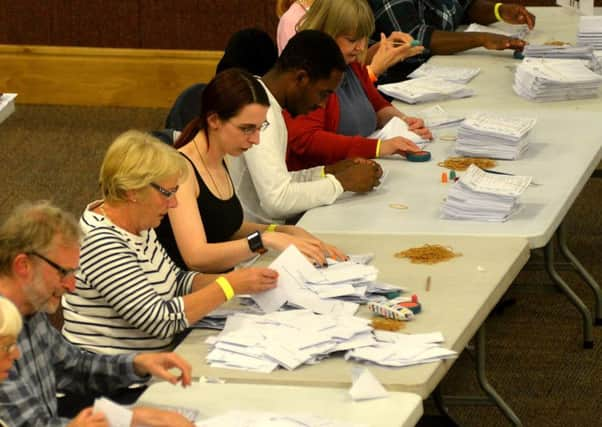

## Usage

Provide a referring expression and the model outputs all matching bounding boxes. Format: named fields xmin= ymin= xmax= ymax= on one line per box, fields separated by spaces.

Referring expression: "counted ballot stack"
xmin=378 ymin=77 xmax=474 ymax=104
xmin=513 ymin=57 xmax=602 ymax=101
xmin=441 ymin=164 xmax=532 ymax=222
xmin=454 ymin=112 xmax=536 ymax=160
xmin=577 ymin=16 xmax=602 ymax=50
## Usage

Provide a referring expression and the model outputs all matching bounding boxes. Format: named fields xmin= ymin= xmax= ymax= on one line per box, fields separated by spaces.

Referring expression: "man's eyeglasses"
xmin=233 ymin=120 xmax=270 ymax=136
xmin=27 ymin=251 xmax=79 ymax=280
xmin=0 ymin=343 xmax=17 ymax=354
xmin=150 ymin=182 xmax=179 ymax=199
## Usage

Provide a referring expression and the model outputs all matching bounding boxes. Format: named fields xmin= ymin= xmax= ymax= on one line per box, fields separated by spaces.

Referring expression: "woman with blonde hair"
xmin=62 ymin=130 xmax=278 ymax=355
xmin=285 ymin=0 xmax=432 ymax=170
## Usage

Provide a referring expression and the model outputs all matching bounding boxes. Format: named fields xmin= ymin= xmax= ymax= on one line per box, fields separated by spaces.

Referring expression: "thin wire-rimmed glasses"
xmin=27 ymin=251 xmax=79 ymax=280
xmin=150 ymin=182 xmax=179 ymax=198
xmin=232 ymin=120 xmax=270 ymax=136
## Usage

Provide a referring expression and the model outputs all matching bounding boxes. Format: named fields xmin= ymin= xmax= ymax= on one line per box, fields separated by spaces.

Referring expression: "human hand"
xmin=132 ymin=353 xmax=192 ymax=387
xmin=403 ymin=116 xmax=433 ymax=140
xmin=68 ymin=408 xmax=108 ymax=427
xmin=380 ymin=137 xmax=422 ymax=157
xmin=264 ymin=232 xmax=346 ymax=266
xmin=132 ymin=407 xmax=194 ymax=427
xmin=481 ymin=33 xmax=526 ymax=51
xmin=370 ymin=33 xmax=425 ymax=76
xmin=333 ymin=162 xmax=380 ymax=193
xmin=324 ymin=158 xmax=358 ymax=176
xmin=225 ymin=267 xmax=278 ymax=294
xmin=499 ymin=4 xmax=535 ymax=30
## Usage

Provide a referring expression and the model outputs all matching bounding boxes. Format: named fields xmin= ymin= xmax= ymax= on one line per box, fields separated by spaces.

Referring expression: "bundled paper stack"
xmin=206 ymin=310 xmax=377 ymax=372
xmin=345 ymin=330 xmax=456 ymax=367
xmin=419 ymin=104 xmax=465 ymax=128
xmin=378 ymin=77 xmax=474 ymax=104
xmin=513 ymin=58 xmax=602 ymax=101
xmin=441 ymin=164 xmax=532 ymax=222
xmin=523 ymin=44 xmax=601 ymax=74
xmin=455 ymin=112 xmax=536 ymax=160
xmin=577 ymin=16 xmax=602 ymax=50
xmin=408 ymin=63 xmax=480 ymax=84
xmin=464 ymin=22 xmax=529 ymax=39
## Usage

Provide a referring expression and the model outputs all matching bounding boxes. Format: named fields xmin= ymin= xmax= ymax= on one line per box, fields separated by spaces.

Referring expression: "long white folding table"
xmin=137 ymin=381 xmax=423 ymax=427
xmin=176 ymin=235 xmax=529 ymax=426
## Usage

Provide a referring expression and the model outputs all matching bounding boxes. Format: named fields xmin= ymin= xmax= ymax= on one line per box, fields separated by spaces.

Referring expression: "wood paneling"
xmin=0 ymin=45 xmax=222 ymax=107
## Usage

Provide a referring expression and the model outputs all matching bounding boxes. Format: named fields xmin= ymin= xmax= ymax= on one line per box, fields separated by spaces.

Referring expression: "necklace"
xmin=192 ymin=136 xmax=227 ymax=199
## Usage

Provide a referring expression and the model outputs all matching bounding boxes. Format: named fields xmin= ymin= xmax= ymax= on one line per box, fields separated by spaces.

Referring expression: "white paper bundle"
xmin=378 ymin=77 xmax=474 ymax=104
xmin=577 ymin=16 xmax=602 ymax=50
xmin=513 ymin=58 xmax=602 ymax=102
xmin=455 ymin=112 xmax=536 ymax=160
xmin=441 ymin=164 xmax=532 ymax=222
xmin=408 ymin=63 xmax=480 ymax=84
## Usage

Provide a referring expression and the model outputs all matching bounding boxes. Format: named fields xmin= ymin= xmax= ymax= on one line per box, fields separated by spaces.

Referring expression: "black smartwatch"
xmin=247 ymin=231 xmax=267 ymax=254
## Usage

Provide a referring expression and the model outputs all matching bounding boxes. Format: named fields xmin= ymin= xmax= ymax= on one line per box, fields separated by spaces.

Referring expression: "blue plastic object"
xmin=406 ymin=150 xmax=431 ymax=162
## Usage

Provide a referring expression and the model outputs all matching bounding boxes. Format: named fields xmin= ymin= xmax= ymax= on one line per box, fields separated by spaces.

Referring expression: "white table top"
xmin=298 ymin=110 xmax=602 ymax=248
xmin=397 ymin=7 xmax=602 ymax=116
xmin=175 ymin=234 xmax=529 ymax=398
xmin=138 ymin=381 xmax=424 ymax=427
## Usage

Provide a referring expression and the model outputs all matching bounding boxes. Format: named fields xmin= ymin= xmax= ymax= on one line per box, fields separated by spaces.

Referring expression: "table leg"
xmin=432 ymin=386 xmax=460 ymax=426
xmin=544 ymin=238 xmax=594 ymax=348
xmin=556 ymin=222 xmax=602 ymax=325
xmin=474 ymin=326 xmax=522 ymax=427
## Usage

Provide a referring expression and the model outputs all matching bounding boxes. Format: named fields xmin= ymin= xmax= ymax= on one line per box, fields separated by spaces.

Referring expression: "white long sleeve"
xmin=228 ymin=80 xmax=344 ymax=224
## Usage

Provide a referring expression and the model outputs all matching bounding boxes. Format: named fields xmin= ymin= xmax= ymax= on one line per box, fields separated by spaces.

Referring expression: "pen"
xmin=391 ymin=40 xmax=422 ymax=47
xmin=426 ymin=276 xmax=431 ymax=292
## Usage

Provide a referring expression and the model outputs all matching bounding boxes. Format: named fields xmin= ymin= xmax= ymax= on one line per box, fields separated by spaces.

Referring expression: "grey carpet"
xmin=1 ymin=105 xmax=601 ymax=426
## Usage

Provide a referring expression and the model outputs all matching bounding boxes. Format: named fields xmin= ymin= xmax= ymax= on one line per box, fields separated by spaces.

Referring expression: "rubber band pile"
xmin=394 ymin=244 xmax=462 ymax=264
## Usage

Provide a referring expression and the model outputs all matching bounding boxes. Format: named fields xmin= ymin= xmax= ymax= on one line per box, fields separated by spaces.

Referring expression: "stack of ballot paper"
xmin=369 ymin=116 xmax=428 ymax=148
xmin=408 ymin=63 xmax=480 ymax=84
xmin=441 ymin=164 xmax=532 ymax=222
xmin=251 ymin=245 xmax=405 ymax=315
xmin=465 ymin=22 xmax=529 ymax=39
xmin=418 ymin=105 xmax=465 ymax=128
xmin=345 ymin=331 xmax=456 ymax=367
xmin=206 ymin=310 xmax=377 ymax=372
xmin=577 ymin=16 xmax=602 ymax=50
xmin=378 ymin=77 xmax=474 ymax=104
xmin=523 ymin=44 xmax=601 ymax=73
xmin=455 ymin=112 xmax=536 ymax=160
xmin=513 ymin=58 xmax=602 ymax=101
xmin=196 ymin=411 xmax=366 ymax=427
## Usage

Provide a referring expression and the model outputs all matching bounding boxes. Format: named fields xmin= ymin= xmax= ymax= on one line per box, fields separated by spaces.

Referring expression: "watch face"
xmin=248 ymin=231 xmax=267 ymax=254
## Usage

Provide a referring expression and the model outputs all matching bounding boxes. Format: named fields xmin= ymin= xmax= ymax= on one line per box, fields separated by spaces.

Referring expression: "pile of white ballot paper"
xmin=369 ymin=116 xmax=428 ymax=148
xmin=513 ymin=57 xmax=602 ymax=101
xmin=206 ymin=310 xmax=455 ymax=372
xmin=464 ymin=22 xmax=529 ymax=39
xmin=441 ymin=164 xmax=532 ymax=222
xmin=577 ymin=16 xmax=602 ymax=50
xmin=408 ymin=63 xmax=481 ymax=84
xmin=378 ymin=77 xmax=474 ymax=104
xmin=455 ymin=112 xmax=536 ymax=160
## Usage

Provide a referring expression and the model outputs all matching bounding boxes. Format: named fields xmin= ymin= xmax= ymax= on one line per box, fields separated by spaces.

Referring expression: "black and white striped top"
xmin=62 ymin=202 xmax=196 ymax=355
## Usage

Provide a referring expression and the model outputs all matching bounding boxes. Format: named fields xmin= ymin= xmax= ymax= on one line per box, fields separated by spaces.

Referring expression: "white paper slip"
xmin=369 ymin=116 xmax=426 ymax=146
xmin=349 ymin=366 xmax=389 ymax=401
xmin=93 ymin=397 xmax=133 ymax=427
xmin=460 ymin=164 xmax=531 ymax=197
xmin=378 ymin=77 xmax=474 ymax=104
xmin=408 ymin=63 xmax=480 ymax=84
xmin=418 ymin=104 xmax=464 ymax=128
xmin=465 ymin=22 xmax=529 ymax=39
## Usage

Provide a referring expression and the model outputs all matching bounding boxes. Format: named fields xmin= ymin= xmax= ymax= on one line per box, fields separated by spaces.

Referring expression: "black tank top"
xmin=155 ymin=153 xmax=244 ymax=270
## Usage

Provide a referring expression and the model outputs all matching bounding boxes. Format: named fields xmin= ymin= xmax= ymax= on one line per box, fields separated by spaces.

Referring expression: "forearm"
xmin=429 ymin=30 xmax=488 ymax=54
xmin=466 ymin=0 xmax=497 ymax=24
xmin=376 ymin=106 xmax=406 ymax=128
xmin=184 ymin=240 xmax=256 ymax=273
xmin=182 ymin=282 xmax=228 ymax=325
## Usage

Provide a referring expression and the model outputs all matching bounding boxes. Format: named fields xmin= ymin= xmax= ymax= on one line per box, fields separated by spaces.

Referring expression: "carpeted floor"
xmin=1 ymin=105 xmax=601 ymax=426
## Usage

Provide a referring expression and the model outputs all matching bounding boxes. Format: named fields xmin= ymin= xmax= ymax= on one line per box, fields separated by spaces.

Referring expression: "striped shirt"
xmin=0 ymin=312 xmax=145 ymax=426
xmin=62 ymin=203 xmax=196 ymax=355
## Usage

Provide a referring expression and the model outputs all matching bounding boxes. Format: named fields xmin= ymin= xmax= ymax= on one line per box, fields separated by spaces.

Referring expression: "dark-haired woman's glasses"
xmin=233 ymin=120 xmax=270 ymax=136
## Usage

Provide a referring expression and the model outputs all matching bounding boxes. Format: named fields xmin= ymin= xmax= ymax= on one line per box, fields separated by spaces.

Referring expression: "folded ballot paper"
xmin=408 ymin=63 xmax=481 ymax=84
xmin=464 ymin=22 xmax=529 ymax=40
xmin=418 ymin=104 xmax=465 ymax=128
xmin=441 ymin=164 xmax=531 ymax=222
xmin=513 ymin=58 xmax=602 ymax=102
xmin=577 ymin=16 xmax=602 ymax=50
xmin=455 ymin=112 xmax=536 ymax=160
xmin=378 ymin=77 xmax=474 ymax=104
xmin=369 ymin=116 xmax=428 ymax=147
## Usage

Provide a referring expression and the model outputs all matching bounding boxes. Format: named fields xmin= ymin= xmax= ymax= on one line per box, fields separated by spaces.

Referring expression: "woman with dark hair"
xmin=155 ymin=68 xmax=346 ymax=273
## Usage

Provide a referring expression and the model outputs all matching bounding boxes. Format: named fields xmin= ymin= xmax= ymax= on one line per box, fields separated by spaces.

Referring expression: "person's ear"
xmin=12 ymin=253 xmax=32 ymax=279
xmin=207 ymin=113 xmax=222 ymax=131
xmin=125 ymin=189 xmax=139 ymax=203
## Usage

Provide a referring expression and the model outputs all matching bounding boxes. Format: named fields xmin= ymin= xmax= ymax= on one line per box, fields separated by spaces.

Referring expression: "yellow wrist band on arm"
xmin=216 ymin=276 xmax=235 ymax=301
xmin=494 ymin=3 xmax=503 ymax=22
xmin=321 ymin=166 xmax=326 ymax=177
xmin=266 ymin=224 xmax=278 ymax=232
xmin=375 ymin=139 xmax=382 ymax=158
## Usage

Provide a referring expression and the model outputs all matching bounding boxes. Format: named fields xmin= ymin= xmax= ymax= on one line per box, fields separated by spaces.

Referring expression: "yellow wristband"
xmin=321 ymin=166 xmax=326 ymax=177
xmin=216 ymin=276 xmax=235 ymax=301
xmin=375 ymin=139 xmax=382 ymax=158
xmin=494 ymin=3 xmax=503 ymax=22
xmin=266 ymin=224 xmax=277 ymax=232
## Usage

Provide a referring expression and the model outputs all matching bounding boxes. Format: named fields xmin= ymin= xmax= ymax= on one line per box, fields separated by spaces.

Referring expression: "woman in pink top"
xmin=277 ymin=0 xmax=314 ymax=54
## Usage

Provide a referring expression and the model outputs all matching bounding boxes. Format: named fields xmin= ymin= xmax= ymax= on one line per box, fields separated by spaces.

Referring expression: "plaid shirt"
xmin=369 ymin=0 xmax=473 ymax=78
xmin=0 ymin=312 xmax=147 ymax=427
